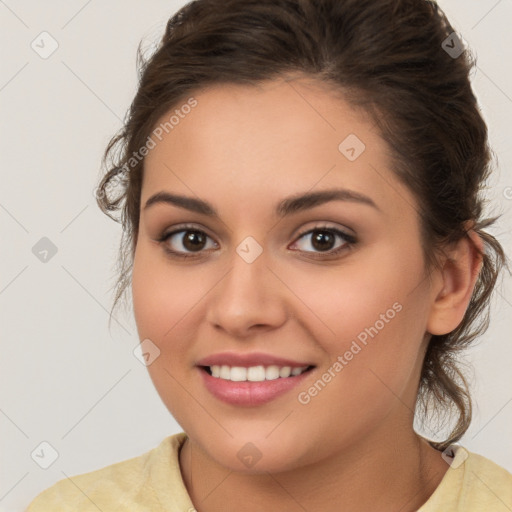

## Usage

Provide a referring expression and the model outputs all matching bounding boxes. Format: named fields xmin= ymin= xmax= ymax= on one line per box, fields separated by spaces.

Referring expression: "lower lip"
xmin=199 ymin=367 xmax=314 ymax=406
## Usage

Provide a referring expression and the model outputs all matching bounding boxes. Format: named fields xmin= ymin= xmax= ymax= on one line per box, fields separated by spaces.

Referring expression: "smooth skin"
xmin=131 ymin=75 xmax=483 ymax=512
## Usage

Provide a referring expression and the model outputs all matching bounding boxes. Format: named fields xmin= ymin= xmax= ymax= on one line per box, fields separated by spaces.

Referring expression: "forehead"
xmin=141 ymin=78 xmax=414 ymax=220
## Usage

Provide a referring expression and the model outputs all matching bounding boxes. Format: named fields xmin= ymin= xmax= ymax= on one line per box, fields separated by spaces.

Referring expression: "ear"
xmin=426 ymin=225 xmax=484 ymax=336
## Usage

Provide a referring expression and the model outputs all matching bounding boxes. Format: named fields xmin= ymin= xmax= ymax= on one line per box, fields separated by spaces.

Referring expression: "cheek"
xmin=286 ymin=251 xmax=421 ymax=350
xmin=132 ymin=244 xmax=206 ymax=342
xmin=131 ymin=247 xmax=202 ymax=420
xmin=288 ymin=249 xmax=427 ymax=400
xmin=131 ymin=245 xmax=216 ymax=402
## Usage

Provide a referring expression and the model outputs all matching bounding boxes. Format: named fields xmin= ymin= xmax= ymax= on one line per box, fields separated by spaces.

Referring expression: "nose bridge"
xmin=223 ymin=235 xmax=269 ymax=299
xmin=207 ymin=234 xmax=287 ymax=334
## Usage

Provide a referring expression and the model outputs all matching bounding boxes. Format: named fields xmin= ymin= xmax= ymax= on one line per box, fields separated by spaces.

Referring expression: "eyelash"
xmin=156 ymin=223 xmax=357 ymax=260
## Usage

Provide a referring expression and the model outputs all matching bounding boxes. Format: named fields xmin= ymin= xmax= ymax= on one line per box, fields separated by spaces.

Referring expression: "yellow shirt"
xmin=26 ymin=432 xmax=512 ymax=511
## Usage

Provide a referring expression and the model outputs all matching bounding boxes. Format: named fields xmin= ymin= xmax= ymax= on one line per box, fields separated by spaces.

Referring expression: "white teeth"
xmin=230 ymin=367 xmax=247 ymax=381
xmin=220 ymin=365 xmax=231 ymax=379
xmin=265 ymin=365 xmax=280 ymax=380
xmin=279 ymin=366 xmax=291 ymax=378
xmin=247 ymin=365 xmax=265 ymax=381
xmin=208 ymin=364 xmax=309 ymax=381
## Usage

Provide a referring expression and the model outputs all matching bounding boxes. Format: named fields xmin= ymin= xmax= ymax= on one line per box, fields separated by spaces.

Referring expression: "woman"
xmin=27 ymin=0 xmax=512 ymax=510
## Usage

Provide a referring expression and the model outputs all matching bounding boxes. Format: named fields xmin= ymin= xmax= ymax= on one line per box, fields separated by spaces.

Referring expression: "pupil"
xmin=312 ymin=230 xmax=334 ymax=251
xmin=184 ymin=231 xmax=205 ymax=251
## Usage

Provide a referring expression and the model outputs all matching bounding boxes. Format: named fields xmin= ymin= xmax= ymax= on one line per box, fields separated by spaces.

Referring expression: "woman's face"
xmin=132 ymin=77 xmax=438 ymax=472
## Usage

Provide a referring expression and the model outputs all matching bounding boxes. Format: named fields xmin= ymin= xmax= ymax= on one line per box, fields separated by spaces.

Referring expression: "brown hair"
xmin=96 ymin=0 xmax=508 ymax=450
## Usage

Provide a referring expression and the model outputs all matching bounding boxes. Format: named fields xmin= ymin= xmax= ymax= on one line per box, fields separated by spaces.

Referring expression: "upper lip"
xmin=196 ymin=352 xmax=314 ymax=368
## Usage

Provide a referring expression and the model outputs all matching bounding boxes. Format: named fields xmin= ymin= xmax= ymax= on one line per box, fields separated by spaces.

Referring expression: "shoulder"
xmin=25 ymin=433 xmax=188 ymax=512
xmin=420 ymin=445 xmax=512 ymax=511
xmin=460 ymin=449 xmax=512 ymax=508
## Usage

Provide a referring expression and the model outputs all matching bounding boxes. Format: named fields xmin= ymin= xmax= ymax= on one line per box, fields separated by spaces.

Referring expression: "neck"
xmin=179 ymin=422 xmax=449 ymax=512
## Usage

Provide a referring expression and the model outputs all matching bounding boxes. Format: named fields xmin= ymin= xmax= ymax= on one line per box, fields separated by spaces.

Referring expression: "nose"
xmin=206 ymin=246 xmax=288 ymax=339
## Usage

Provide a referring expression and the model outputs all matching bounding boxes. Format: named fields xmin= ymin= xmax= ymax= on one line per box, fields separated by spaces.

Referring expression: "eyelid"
xmin=159 ymin=222 xmax=214 ymax=240
xmin=159 ymin=221 xmax=354 ymax=240
xmin=293 ymin=222 xmax=356 ymax=240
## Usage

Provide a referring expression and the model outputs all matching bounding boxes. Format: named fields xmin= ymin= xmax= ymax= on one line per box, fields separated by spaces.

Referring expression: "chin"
xmin=188 ymin=429 xmax=316 ymax=475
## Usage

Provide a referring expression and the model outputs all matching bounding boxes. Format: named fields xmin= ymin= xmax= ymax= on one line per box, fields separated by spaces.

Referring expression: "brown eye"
xmin=181 ymin=231 xmax=208 ymax=252
xmin=290 ymin=225 xmax=357 ymax=257
xmin=310 ymin=230 xmax=337 ymax=251
xmin=158 ymin=225 xmax=218 ymax=258
xmin=157 ymin=223 xmax=356 ymax=260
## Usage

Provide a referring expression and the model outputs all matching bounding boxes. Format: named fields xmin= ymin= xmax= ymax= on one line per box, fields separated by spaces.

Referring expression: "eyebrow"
xmin=143 ymin=188 xmax=380 ymax=218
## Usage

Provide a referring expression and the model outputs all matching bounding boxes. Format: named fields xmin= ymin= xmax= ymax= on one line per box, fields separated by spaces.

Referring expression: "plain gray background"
xmin=1 ymin=1 xmax=511 ymax=510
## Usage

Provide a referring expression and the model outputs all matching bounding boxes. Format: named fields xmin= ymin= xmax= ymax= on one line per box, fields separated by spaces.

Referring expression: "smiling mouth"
xmin=201 ymin=364 xmax=315 ymax=382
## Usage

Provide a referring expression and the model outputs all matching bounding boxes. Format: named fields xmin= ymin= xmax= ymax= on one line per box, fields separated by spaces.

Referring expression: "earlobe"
xmin=426 ymin=227 xmax=484 ymax=336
